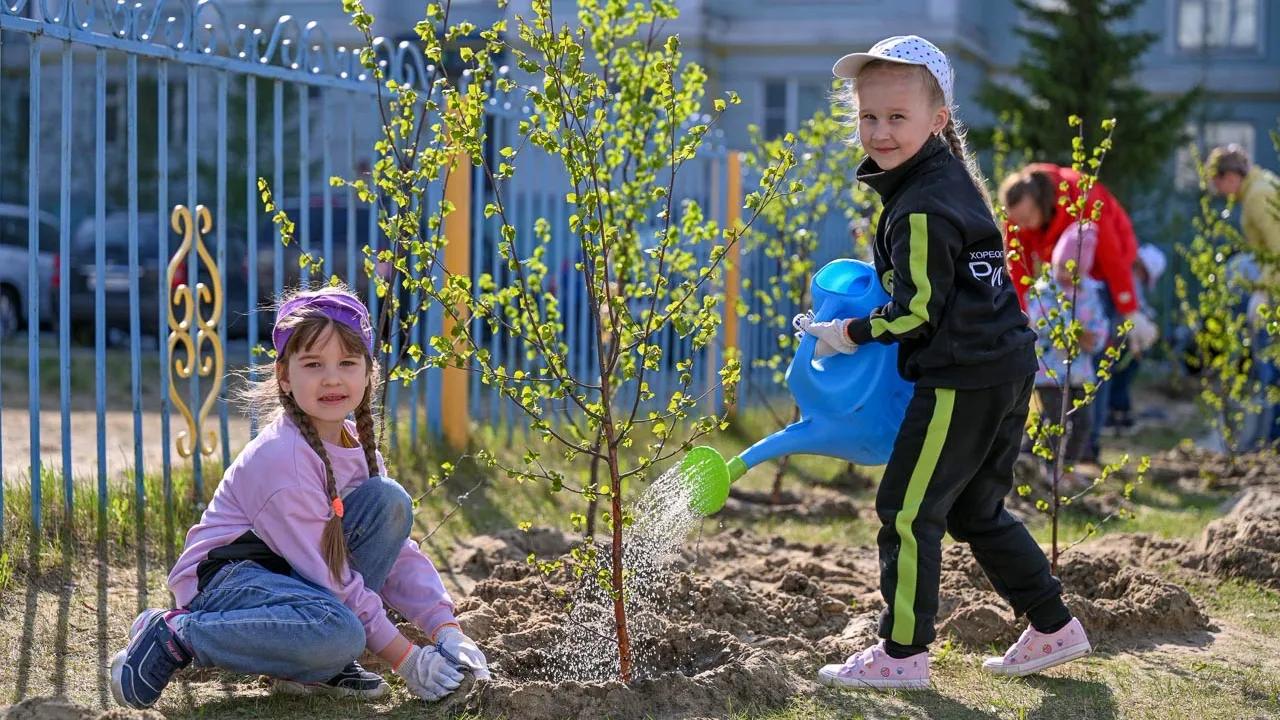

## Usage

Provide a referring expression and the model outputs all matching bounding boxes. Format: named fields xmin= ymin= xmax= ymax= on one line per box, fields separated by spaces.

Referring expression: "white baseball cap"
xmin=833 ymin=35 xmax=954 ymax=107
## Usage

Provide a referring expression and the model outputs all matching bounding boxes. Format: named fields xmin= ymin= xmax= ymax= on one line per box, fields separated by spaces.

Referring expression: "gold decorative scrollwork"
xmin=168 ymin=204 xmax=224 ymax=459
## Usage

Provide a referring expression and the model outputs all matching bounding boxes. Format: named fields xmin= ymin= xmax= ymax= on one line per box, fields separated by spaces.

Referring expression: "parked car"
xmin=66 ymin=212 xmax=253 ymax=345
xmin=0 ymin=203 xmax=58 ymax=339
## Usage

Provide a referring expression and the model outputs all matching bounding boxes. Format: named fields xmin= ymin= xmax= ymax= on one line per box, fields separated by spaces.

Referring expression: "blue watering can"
xmin=682 ymin=258 xmax=914 ymax=515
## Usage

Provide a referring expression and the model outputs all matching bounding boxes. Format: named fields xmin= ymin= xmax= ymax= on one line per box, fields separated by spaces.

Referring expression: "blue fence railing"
xmin=0 ymin=0 xmax=431 ymax=556
xmin=0 ymin=0 xmax=756 ymax=555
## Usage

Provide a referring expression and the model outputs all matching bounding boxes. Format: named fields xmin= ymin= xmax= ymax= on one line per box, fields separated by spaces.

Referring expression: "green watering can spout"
xmin=680 ymin=446 xmax=746 ymax=516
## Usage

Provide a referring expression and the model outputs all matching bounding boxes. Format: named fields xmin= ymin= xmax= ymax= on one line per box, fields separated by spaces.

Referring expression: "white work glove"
xmin=435 ymin=625 xmax=491 ymax=680
xmin=1124 ymin=311 xmax=1158 ymax=354
xmin=792 ymin=310 xmax=858 ymax=360
xmin=1247 ymin=290 xmax=1269 ymax=328
xmin=394 ymin=644 xmax=464 ymax=702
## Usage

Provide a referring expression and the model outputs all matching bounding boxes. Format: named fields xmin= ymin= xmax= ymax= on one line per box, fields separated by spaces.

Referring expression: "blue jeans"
xmin=171 ymin=476 xmax=414 ymax=682
xmin=1106 ymin=350 xmax=1139 ymax=414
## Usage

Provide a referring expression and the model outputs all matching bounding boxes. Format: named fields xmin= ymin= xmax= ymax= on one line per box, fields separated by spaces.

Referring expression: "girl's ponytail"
xmin=282 ymin=390 xmax=350 ymax=583
xmin=354 ymin=385 xmax=381 ymax=479
xmin=941 ymin=114 xmax=996 ymax=217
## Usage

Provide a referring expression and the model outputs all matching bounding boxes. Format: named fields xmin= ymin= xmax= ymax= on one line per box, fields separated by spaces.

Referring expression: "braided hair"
xmin=235 ymin=284 xmax=383 ymax=583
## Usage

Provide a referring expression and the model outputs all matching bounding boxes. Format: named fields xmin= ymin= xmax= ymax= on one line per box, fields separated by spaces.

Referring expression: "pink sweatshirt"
xmin=167 ymin=415 xmax=456 ymax=653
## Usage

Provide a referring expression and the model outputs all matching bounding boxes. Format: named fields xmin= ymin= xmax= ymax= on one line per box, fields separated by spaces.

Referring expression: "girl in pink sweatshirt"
xmin=110 ymin=285 xmax=489 ymax=710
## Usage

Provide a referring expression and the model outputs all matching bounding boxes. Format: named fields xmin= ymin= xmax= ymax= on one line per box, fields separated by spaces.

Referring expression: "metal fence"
xmin=0 ymin=0 xmax=748 ymax=546
xmin=0 ymin=0 xmax=437 ymax=543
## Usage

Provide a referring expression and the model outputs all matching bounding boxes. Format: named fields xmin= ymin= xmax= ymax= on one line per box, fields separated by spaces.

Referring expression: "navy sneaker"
xmin=272 ymin=661 xmax=391 ymax=699
xmin=110 ymin=608 xmax=193 ymax=708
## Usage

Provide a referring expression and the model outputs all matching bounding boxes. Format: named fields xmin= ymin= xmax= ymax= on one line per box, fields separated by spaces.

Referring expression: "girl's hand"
xmin=393 ymin=645 xmax=464 ymax=701
xmin=792 ymin=311 xmax=858 ymax=359
xmin=435 ymin=625 xmax=491 ymax=680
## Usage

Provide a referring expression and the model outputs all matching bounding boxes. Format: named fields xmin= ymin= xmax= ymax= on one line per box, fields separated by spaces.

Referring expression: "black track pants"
xmin=876 ymin=374 xmax=1071 ymax=654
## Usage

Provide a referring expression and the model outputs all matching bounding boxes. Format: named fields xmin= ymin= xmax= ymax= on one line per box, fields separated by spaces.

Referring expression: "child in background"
xmin=1104 ymin=243 xmax=1168 ymax=433
xmin=1026 ymin=222 xmax=1110 ymax=484
xmin=111 ymin=285 xmax=489 ymax=710
xmin=794 ymin=35 xmax=1092 ymax=691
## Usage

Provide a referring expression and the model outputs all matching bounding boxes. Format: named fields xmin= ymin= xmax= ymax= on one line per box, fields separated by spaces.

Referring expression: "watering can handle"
xmin=788 ymin=316 xmax=821 ymax=401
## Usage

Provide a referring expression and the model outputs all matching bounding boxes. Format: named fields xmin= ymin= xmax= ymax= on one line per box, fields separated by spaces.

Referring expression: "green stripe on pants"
xmin=891 ymin=387 xmax=955 ymax=646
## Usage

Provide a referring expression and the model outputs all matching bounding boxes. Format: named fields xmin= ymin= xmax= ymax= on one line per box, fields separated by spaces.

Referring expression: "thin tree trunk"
xmin=604 ymin=426 xmax=632 ymax=681
xmin=585 ymin=426 xmax=604 ymax=539
xmin=770 ymin=404 xmax=802 ymax=504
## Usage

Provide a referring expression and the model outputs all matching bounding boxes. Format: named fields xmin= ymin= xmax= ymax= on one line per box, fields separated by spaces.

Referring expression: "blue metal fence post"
xmin=186 ymin=64 xmax=203 ymax=503
xmin=27 ymin=34 xmax=42 ymax=535
xmin=218 ymin=71 xmax=231 ymax=472
xmin=58 ymin=40 xmax=73 ymax=519
xmin=95 ymin=49 xmax=108 ymax=543
xmin=246 ymin=74 xmax=260 ymax=438
xmin=126 ymin=51 xmax=147 ymax=611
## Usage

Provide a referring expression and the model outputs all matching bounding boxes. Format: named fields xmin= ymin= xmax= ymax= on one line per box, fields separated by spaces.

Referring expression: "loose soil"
xmin=1195 ymin=486 xmax=1280 ymax=590
xmin=409 ymin=513 xmax=1225 ymax=719
xmin=3 ymin=455 xmax=1276 ymax=719
xmin=1137 ymin=445 xmax=1280 ymax=491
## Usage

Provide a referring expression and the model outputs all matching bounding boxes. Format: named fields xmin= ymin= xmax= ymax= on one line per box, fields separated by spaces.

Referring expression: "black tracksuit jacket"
xmin=846 ymin=135 xmax=1037 ymax=388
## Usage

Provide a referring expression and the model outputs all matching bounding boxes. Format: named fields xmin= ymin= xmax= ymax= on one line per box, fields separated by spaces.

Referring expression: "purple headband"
xmin=272 ymin=293 xmax=375 ymax=356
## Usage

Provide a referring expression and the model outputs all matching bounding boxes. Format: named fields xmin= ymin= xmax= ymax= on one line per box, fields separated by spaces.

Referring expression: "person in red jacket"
xmin=998 ymin=164 xmax=1157 ymax=354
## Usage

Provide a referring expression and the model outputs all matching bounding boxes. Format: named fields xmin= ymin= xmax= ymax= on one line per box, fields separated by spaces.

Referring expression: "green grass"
xmin=1 ymin=462 xmax=214 ymax=569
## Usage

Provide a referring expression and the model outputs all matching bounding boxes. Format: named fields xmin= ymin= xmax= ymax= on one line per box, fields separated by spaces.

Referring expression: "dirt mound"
xmin=393 ymin=564 xmax=809 ymax=719
xmin=936 ymin=546 xmax=1210 ymax=649
xmin=1142 ymin=445 xmax=1280 ymax=490
xmin=1197 ymin=487 xmax=1280 ymax=589
xmin=1 ymin=697 xmax=164 ymax=720
xmin=450 ymin=527 xmax=576 ymax=580
xmin=677 ymin=530 xmax=882 ymax=615
xmin=442 ymin=625 xmax=802 ymax=720
xmin=428 ymin=522 xmax=1215 ymax=718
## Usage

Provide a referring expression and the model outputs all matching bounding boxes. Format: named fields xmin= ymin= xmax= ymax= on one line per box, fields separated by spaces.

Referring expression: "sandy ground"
xmin=1 ymin=409 xmax=253 ymax=483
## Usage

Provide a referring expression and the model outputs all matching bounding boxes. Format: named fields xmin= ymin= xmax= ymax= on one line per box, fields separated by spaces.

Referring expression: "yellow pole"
xmin=442 ymin=153 xmax=472 ymax=450
xmin=724 ymin=151 xmax=743 ymax=415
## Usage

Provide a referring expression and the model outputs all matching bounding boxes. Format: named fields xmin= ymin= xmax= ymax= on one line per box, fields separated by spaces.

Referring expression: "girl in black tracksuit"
xmin=849 ymin=132 xmax=1074 ymax=652
xmin=807 ymin=134 xmax=1091 ymax=689
xmin=805 ymin=35 xmax=1092 ymax=690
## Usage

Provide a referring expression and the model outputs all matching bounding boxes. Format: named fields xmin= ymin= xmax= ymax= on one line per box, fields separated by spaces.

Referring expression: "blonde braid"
xmin=282 ymin=391 xmax=349 ymax=583
xmin=941 ymin=115 xmax=996 ymax=216
xmin=354 ymin=385 xmax=381 ymax=479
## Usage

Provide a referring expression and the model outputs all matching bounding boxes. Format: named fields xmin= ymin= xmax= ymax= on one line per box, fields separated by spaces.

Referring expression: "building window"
xmin=762 ymin=80 xmax=788 ymax=140
xmin=796 ymin=81 xmax=835 ymax=125
xmin=1174 ymin=121 xmax=1256 ymax=190
xmin=762 ymin=79 xmax=836 ymax=140
xmin=1177 ymin=0 xmax=1260 ymax=51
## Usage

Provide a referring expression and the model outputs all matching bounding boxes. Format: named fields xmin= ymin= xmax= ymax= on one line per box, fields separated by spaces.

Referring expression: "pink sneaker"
xmin=982 ymin=617 xmax=1092 ymax=677
xmin=817 ymin=641 xmax=929 ymax=690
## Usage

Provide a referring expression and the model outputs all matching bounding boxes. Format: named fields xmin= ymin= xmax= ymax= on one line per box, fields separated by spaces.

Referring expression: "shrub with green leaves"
xmin=1014 ymin=116 xmax=1147 ymax=573
xmin=1175 ymin=126 xmax=1280 ymax=456
xmin=317 ymin=0 xmax=796 ymax=681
